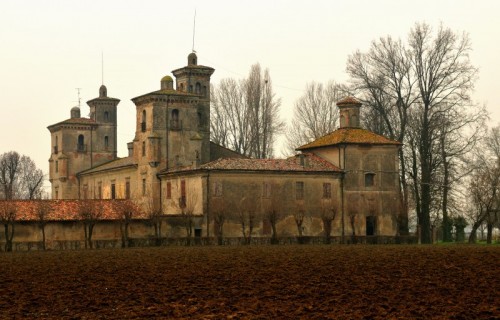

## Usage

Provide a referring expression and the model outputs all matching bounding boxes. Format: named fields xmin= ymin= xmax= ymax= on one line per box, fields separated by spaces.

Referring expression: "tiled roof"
xmin=78 ymin=157 xmax=136 ymax=175
xmin=131 ymin=89 xmax=200 ymax=102
xmin=162 ymin=153 xmax=341 ymax=174
xmin=48 ymin=117 xmax=96 ymax=129
xmin=296 ymin=128 xmax=401 ymax=150
xmin=0 ymin=200 xmax=147 ymax=222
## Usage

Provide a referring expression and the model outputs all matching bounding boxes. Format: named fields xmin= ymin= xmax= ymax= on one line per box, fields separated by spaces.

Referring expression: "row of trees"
xmin=210 ymin=22 xmax=499 ymax=243
xmin=0 ymin=199 xmax=138 ymax=252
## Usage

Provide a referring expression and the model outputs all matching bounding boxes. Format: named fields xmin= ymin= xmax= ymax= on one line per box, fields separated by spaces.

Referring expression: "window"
xmin=195 ymin=82 xmax=201 ymax=94
xmin=171 ymin=109 xmax=180 ymax=130
xmin=104 ymin=111 xmax=109 ymax=122
xmin=77 ymin=135 xmax=85 ymax=152
xmin=125 ymin=179 xmax=130 ymax=199
xmin=179 ymin=83 xmax=184 ymax=91
xmin=54 ymin=136 xmax=58 ymax=154
xmin=142 ymin=178 xmax=146 ymax=196
xmin=83 ymin=184 xmax=88 ymax=199
xmin=111 ymin=183 xmax=116 ymax=199
xmin=142 ymin=141 xmax=146 ymax=157
xmin=295 ymin=181 xmax=304 ymax=200
xmin=166 ymin=182 xmax=171 ymax=199
xmin=104 ymin=136 xmax=109 ymax=149
xmin=97 ymin=182 xmax=102 ymax=199
xmin=55 ymin=187 xmax=59 ymax=199
xmin=55 ymin=161 xmax=58 ymax=173
xmin=323 ymin=183 xmax=332 ymax=199
xmin=188 ymin=85 xmax=193 ymax=93
xmin=213 ymin=182 xmax=223 ymax=197
xmin=365 ymin=173 xmax=375 ymax=187
xmin=263 ymin=182 xmax=271 ymax=199
xmin=141 ymin=110 xmax=146 ymax=132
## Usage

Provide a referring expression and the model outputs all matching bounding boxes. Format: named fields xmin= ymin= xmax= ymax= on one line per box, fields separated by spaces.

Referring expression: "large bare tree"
xmin=347 ymin=23 xmax=480 ymax=243
xmin=284 ymin=81 xmax=343 ymax=155
xmin=0 ymin=151 xmax=44 ymax=200
xmin=0 ymin=201 xmax=17 ymax=251
xmin=211 ymin=64 xmax=284 ymax=158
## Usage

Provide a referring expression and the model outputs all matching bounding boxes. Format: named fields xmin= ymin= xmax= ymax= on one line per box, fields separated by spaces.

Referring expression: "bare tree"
xmin=211 ymin=64 xmax=284 ymax=158
xmin=211 ymin=197 xmax=226 ymax=245
xmin=78 ymin=200 xmax=104 ymax=249
xmin=293 ymin=202 xmax=306 ymax=237
xmin=284 ymin=81 xmax=344 ymax=155
xmin=320 ymin=200 xmax=337 ymax=244
xmin=142 ymin=192 xmax=163 ymax=246
xmin=0 ymin=201 xmax=16 ymax=251
xmin=113 ymin=200 xmax=137 ymax=248
xmin=19 ymin=156 xmax=44 ymax=199
xmin=35 ymin=200 xmax=52 ymax=250
xmin=0 ymin=152 xmax=21 ymax=200
xmin=238 ymin=196 xmax=258 ymax=245
xmin=347 ymin=23 xmax=479 ymax=243
xmin=0 ymin=152 xmax=45 ymax=200
xmin=180 ymin=190 xmax=198 ymax=246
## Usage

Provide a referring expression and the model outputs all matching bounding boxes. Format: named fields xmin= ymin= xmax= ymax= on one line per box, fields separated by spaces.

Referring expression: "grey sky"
xmin=1 ymin=0 xmax=499 ymax=190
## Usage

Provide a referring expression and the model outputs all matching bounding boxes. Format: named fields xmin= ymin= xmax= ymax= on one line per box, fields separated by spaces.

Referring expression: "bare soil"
xmin=0 ymin=245 xmax=498 ymax=319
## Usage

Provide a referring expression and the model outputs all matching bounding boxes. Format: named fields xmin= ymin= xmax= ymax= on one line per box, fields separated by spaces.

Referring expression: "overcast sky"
xmin=1 ymin=0 xmax=499 ymax=191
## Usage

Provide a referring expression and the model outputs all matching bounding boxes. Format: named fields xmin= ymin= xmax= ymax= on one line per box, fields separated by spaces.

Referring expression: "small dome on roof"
xmin=161 ymin=75 xmax=174 ymax=90
xmin=161 ymin=75 xmax=173 ymax=82
xmin=336 ymin=96 xmax=362 ymax=106
xmin=70 ymin=106 xmax=81 ymax=119
xmin=188 ymin=52 xmax=197 ymax=66
xmin=99 ymin=85 xmax=107 ymax=98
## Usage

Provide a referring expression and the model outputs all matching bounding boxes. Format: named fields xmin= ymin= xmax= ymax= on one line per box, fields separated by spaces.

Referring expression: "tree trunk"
xmin=41 ymin=225 xmax=46 ymax=250
xmin=486 ymin=222 xmax=493 ymax=244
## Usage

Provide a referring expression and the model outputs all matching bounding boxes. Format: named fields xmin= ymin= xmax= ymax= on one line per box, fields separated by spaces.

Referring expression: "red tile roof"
xmin=0 ymin=200 xmax=147 ymax=222
xmin=296 ymin=128 xmax=401 ymax=150
xmin=162 ymin=153 xmax=341 ymax=174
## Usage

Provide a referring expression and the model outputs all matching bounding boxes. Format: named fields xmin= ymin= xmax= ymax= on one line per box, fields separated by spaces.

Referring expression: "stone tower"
xmin=130 ymin=52 xmax=214 ymax=204
xmin=87 ymin=85 xmax=120 ymax=161
xmin=47 ymin=86 xmax=120 ymax=199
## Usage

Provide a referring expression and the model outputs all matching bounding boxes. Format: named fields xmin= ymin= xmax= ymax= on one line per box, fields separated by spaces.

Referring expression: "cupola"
xmin=161 ymin=75 xmax=174 ymax=90
xmin=70 ymin=106 xmax=81 ymax=118
xmin=337 ymin=96 xmax=362 ymax=128
xmin=99 ymin=85 xmax=107 ymax=98
xmin=188 ymin=52 xmax=197 ymax=66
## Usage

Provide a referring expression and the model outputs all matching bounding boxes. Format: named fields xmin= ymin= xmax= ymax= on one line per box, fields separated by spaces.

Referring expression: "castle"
xmin=47 ymin=52 xmax=402 ymax=238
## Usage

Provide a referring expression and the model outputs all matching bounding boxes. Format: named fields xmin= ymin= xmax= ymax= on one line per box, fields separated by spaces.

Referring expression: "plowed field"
xmin=0 ymin=245 xmax=498 ymax=319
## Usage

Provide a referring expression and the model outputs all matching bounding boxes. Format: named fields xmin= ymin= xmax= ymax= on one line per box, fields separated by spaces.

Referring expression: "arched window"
xmin=195 ymin=82 xmax=201 ymax=94
xmin=77 ymin=135 xmax=85 ymax=152
xmin=188 ymin=85 xmax=193 ymax=93
xmin=141 ymin=110 xmax=146 ymax=132
xmin=104 ymin=111 xmax=109 ymax=122
xmin=54 ymin=136 xmax=58 ymax=154
xmin=104 ymin=136 xmax=109 ymax=149
xmin=179 ymin=83 xmax=184 ymax=91
xmin=171 ymin=109 xmax=180 ymax=129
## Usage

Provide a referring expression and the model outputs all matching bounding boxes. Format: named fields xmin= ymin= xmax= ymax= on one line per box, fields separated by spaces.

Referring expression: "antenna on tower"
xmin=192 ymin=9 xmax=197 ymax=53
xmin=76 ymin=88 xmax=82 ymax=108
xmin=101 ymin=51 xmax=104 ymax=85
